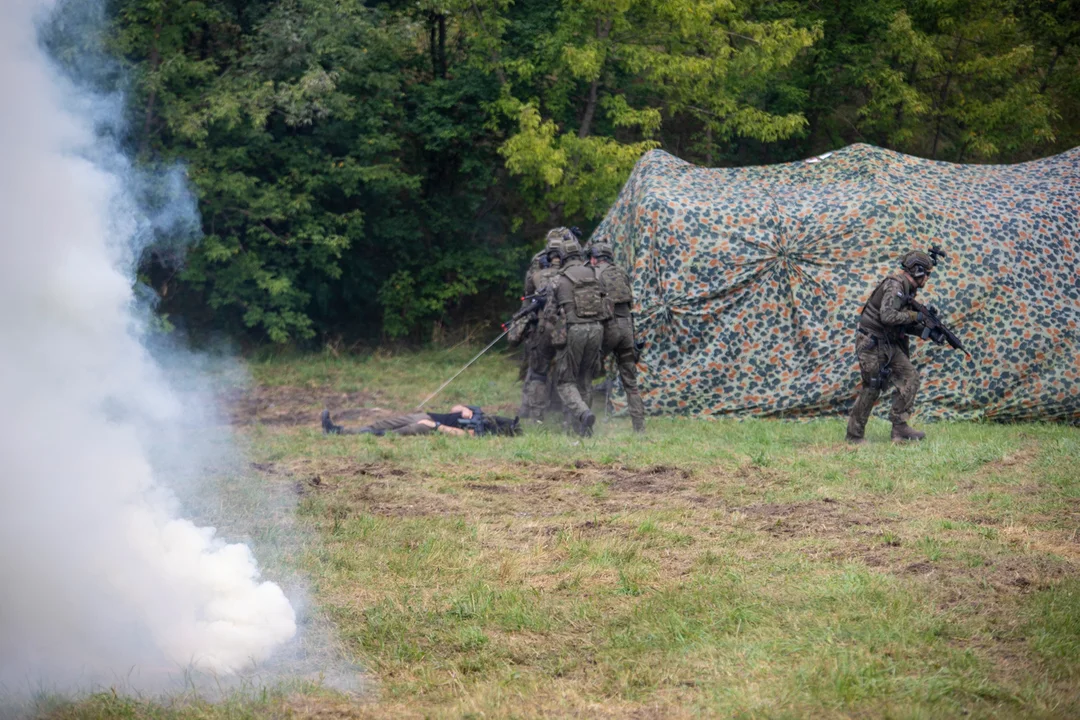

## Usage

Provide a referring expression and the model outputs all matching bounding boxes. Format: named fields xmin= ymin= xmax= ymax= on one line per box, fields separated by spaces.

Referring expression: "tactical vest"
xmin=533 ymin=264 xmax=561 ymax=292
xmin=560 ymin=263 xmax=607 ymax=324
xmin=860 ymin=274 xmax=913 ymax=339
xmin=597 ymin=262 xmax=633 ymax=317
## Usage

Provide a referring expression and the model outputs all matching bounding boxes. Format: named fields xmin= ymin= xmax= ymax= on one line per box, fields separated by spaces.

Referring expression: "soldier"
xmin=514 ymin=229 xmax=568 ymax=421
xmin=590 ymin=241 xmax=645 ymax=432
xmin=321 ymin=406 xmax=521 ymax=437
xmin=846 ymin=250 xmax=936 ymax=444
xmin=549 ymin=235 xmax=608 ymax=436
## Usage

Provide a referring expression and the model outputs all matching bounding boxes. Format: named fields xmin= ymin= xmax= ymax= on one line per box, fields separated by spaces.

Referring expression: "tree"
xmin=487 ymin=0 xmax=821 ymax=221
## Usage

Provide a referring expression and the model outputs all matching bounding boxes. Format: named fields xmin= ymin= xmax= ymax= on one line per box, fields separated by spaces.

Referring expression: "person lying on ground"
xmin=320 ymin=405 xmax=521 ymax=437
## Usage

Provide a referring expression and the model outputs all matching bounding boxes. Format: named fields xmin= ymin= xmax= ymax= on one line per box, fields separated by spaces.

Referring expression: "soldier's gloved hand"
xmin=915 ymin=311 xmax=924 ymax=323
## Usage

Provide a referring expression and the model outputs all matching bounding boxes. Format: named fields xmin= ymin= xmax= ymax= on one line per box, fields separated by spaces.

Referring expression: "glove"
xmin=915 ymin=311 xmax=924 ymax=323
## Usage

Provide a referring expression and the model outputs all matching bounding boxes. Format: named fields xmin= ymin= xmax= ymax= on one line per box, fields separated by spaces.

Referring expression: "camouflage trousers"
xmin=602 ymin=316 xmax=645 ymax=431
xmin=556 ymin=322 xmax=603 ymax=424
xmin=846 ymin=331 xmax=920 ymax=438
xmin=521 ymin=327 xmax=558 ymax=420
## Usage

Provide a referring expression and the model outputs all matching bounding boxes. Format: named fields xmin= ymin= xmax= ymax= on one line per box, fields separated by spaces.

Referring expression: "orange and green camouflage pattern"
xmin=592 ymin=144 xmax=1080 ymax=422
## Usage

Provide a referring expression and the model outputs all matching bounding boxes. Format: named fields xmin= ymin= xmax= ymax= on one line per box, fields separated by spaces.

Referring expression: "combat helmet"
xmin=559 ymin=236 xmax=583 ymax=261
xmin=590 ymin=240 xmax=614 ymax=261
xmin=544 ymin=228 xmax=565 ymax=263
xmin=901 ymin=250 xmax=933 ymax=278
xmin=545 ymin=227 xmax=572 ymax=244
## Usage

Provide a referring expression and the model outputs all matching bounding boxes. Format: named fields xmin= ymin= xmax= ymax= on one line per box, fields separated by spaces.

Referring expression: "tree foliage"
xmin=105 ymin=0 xmax=1080 ymax=345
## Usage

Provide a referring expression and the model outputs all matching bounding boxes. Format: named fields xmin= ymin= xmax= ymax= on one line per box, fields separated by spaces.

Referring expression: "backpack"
xmin=599 ymin=264 xmax=633 ymax=305
xmin=567 ymin=267 xmax=605 ymax=319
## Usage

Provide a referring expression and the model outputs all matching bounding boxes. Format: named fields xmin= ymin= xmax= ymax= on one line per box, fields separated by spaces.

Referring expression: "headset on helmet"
xmin=901 ymin=250 xmax=933 ymax=278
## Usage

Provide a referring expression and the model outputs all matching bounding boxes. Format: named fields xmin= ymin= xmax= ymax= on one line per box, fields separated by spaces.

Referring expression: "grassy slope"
xmin=41 ymin=349 xmax=1080 ymax=719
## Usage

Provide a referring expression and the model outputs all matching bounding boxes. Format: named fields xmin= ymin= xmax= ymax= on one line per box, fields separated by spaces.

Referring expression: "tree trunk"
xmin=931 ymin=35 xmax=963 ymax=160
xmin=469 ymin=1 xmax=506 ymax=85
xmin=577 ymin=18 xmax=613 ymax=139
xmin=1039 ymin=45 xmax=1062 ymax=94
xmin=438 ymin=13 xmax=447 ymax=78
xmin=578 ymin=79 xmax=600 ymax=139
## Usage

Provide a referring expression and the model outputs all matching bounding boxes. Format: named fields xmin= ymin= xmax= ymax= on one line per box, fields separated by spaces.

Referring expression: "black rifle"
xmin=906 ymin=298 xmax=971 ymax=357
xmin=456 ymin=405 xmax=488 ymax=436
xmin=899 ymin=244 xmax=970 ymax=356
xmin=502 ymin=292 xmax=547 ymax=330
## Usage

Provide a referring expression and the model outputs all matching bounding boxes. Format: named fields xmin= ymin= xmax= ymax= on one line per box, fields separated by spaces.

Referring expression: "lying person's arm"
xmin=415 ymin=418 xmax=472 ymax=436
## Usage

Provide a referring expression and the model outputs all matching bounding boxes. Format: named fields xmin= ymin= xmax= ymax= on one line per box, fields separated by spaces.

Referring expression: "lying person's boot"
xmin=845 ymin=433 xmax=866 ymax=445
xmin=578 ymin=411 xmax=596 ymax=437
xmin=321 ymin=409 xmax=343 ymax=435
xmin=891 ymin=423 xmax=925 ymax=442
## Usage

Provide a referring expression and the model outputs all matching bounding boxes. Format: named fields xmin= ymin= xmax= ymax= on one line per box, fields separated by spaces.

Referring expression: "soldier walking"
xmin=510 ymin=228 xmax=568 ymax=421
xmin=846 ymin=250 xmax=936 ymax=443
xmin=590 ymin=241 xmax=645 ymax=432
xmin=549 ymin=236 xmax=608 ymax=436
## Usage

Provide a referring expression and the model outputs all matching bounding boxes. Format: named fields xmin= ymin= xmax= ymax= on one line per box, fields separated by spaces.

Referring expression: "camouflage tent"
xmin=592 ymin=144 xmax=1080 ymax=422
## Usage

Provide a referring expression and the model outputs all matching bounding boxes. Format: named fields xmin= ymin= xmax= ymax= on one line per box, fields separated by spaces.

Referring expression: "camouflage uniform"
xmin=592 ymin=243 xmax=645 ymax=432
xmin=846 ymin=251 xmax=934 ymax=442
xmin=517 ymin=229 xmax=570 ymax=420
xmin=551 ymin=237 xmax=608 ymax=435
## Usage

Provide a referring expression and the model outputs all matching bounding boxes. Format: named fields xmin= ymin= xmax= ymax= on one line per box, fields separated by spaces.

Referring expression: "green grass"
xmin=32 ymin=349 xmax=1080 ymax=718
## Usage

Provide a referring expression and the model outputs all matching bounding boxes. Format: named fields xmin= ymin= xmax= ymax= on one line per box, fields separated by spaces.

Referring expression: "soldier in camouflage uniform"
xmin=550 ymin=236 xmax=608 ymax=436
xmin=590 ymin=241 xmax=645 ymax=432
xmin=846 ymin=250 xmax=936 ymax=444
xmin=513 ymin=229 xmax=569 ymax=420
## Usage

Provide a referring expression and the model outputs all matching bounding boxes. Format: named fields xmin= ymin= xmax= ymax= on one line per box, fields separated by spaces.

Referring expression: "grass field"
xmin=36 ymin=348 xmax=1080 ymax=718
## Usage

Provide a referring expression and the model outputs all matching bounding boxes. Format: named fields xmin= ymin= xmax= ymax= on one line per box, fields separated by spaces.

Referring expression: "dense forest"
xmin=100 ymin=0 xmax=1079 ymax=345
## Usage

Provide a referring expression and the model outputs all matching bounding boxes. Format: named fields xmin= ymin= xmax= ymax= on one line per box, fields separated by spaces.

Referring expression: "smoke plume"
xmin=0 ymin=0 xmax=297 ymax=692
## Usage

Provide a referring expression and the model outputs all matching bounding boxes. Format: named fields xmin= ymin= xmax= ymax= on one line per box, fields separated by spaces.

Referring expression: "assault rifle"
xmin=906 ymin=298 xmax=971 ymax=357
xmin=907 ymin=244 xmax=971 ymax=357
xmin=456 ymin=405 xmax=489 ymax=436
xmin=501 ymin=292 xmax=547 ymax=330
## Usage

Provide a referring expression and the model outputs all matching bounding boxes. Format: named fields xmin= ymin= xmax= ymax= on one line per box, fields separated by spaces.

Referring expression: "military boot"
xmin=321 ymin=409 xmax=343 ymax=435
xmin=578 ymin=411 xmax=596 ymax=437
xmin=891 ymin=424 xmax=925 ymax=442
xmin=845 ymin=433 xmax=866 ymax=445
xmin=632 ymin=418 xmax=645 ymax=433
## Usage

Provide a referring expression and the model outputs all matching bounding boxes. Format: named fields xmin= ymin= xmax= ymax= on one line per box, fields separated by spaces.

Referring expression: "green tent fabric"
xmin=592 ymin=144 xmax=1080 ymax=422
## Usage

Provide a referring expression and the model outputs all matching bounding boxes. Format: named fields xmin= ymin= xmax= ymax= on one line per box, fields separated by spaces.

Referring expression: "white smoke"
xmin=0 ymin=0 xmax=297 ymax=691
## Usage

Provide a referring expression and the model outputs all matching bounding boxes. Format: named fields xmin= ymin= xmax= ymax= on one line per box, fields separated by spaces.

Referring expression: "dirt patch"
xmin=533 ymin=461 xmax=694 ymax=495
xmin=972 ymin=443 xmax=1040 ymax=481
xmin=465 ymin=482 xmax=516 ymax=494
xmin=343 ymin=480 xmax=458 ymax=518
xmin=225 ymin=384 xmax=380 ymax=426
xmin=737 ymin=498 xmax=883 ymax=538
xmin=843 ymin=539 xmax=1076 ymax=596
xmin=255 ymin=458 xmax=406 ymax=481
xmin=609 ymin=465 xmax=693 ymax=494
xmin=904 ymin=561 xmax=935 ymax=574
